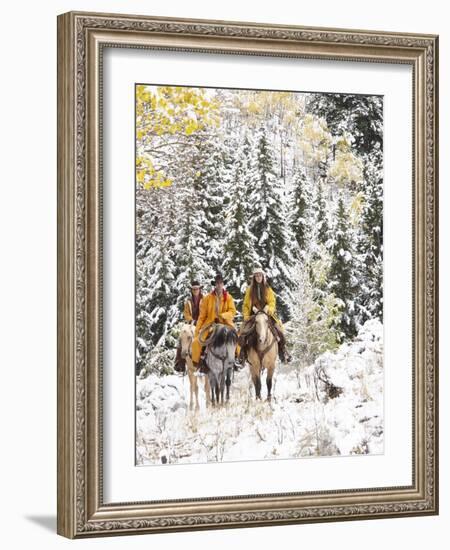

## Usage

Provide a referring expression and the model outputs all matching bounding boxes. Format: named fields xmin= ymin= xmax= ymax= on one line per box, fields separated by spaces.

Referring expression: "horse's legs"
xmin=190 ymin=366 xmax=199 ymax=410
xmin=248 ymin=355 xmax=261 ymax=400
xmin=215 ymin=381 xmax=220 ymax=406
xmin=194 ymin=376 xmax=200 ymax=410
xmin=266 ymin=368 xmax=273 ymax=401
xmin=191 ymin=370 xmax=200 ymax=410
xmin=204 ymin=376 xmax=211 ymax=407
xmin=209 ymin=376 xmax=216 ymax=407
xmin=219 ymin=375 xmax=225 ymax=406
xmin=186 ymin=359 xmax=199 ymax=410
xmin=225 ymin=368 xmax=231 ymax=402
xmin=251 ymin=372 xmax=262 ymax=399
xmin=187 ymin=370 xmax=194 ymax=410
xmin=209 ymin=374 xmax=219 ymax=407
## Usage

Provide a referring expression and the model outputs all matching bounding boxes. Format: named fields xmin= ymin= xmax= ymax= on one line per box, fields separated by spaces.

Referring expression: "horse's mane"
xmin=212 ymin=325 xmax=238 ymax=348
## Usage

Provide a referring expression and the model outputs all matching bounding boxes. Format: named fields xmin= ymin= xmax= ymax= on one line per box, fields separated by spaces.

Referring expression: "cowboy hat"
xmin=252 ymin=265 xmax=265 ymax=276
xmin=211 ymin=273 xmax=225 ymax=286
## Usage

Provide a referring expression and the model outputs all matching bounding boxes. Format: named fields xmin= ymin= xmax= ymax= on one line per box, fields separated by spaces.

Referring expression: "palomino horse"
xmin=246 ymin=311 xmax=278 ymax=400
xmin=179 ymin=323 xmax=211 ymax=410
xmin=199 ymin=324 xmax=238 ymax=406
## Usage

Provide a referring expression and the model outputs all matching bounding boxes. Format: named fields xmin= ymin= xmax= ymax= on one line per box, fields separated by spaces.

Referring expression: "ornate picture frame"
xmin=57 ymin=11 xmax=438 ymax=538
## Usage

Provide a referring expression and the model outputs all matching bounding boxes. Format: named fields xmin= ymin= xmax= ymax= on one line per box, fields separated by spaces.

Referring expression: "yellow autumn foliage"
xmin=329 ymin=133 xmax=364 ymax=188
xmin=298 ymin=114 xmax=332 ymax=166
xmin=349 ymin=191 xmax=365 ymax=225
xmin=231 ymin=90 xmax=304 ymax=132
xmin=135 ymin=85 xmax=220 ymax=188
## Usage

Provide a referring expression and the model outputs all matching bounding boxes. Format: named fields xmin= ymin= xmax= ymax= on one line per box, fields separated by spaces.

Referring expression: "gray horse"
xmin=205 ymin=325 xmax=238 ymax=406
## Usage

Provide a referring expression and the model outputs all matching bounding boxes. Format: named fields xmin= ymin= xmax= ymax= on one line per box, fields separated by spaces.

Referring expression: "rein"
xmin=208 ymin=347 xmax=228 ymax=362
xmin=255 ymin=334 xmax=277 ymax=365
xmin=239 ymin=317 xmax=256 ymax=337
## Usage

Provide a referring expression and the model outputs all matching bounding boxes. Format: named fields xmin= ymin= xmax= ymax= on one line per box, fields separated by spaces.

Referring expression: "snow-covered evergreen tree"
xmin=306 ymin=94 xmax=383 ymax=157
xmin=328 ymin=196 xmax=358 ymax=340
xmin=134 ymin=87 xmax=384 ymax=375
xmin=136 ymin=234 xmax=178 ymax=372
xmin=190 ymin=132 xmax=231 ymax=275
xmin=314 ymin=181 xmax=329 ymax=246
xmin=248 ymin=128 xmax=295 ymax=320
xmin=290 ymin=166 xmax=310 ymax=258
xmin=222 ymin=137 xmax=258 ymax=302
xmin=355 ymin=149 xmax=383 ymax=324
xmin=173 ymin=173 xmax=213 ymax=309
xmin=307 ymin=179 xmax=332 ymax=295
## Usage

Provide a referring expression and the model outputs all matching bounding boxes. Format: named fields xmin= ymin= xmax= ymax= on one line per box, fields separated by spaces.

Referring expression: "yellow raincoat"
xmin=183 ymin=295 xmax=203 ymax=323
xmin=242 ymin=285 xmax=280 ymax=324
xmin=191 ymin=290 xmax=237 ymax=364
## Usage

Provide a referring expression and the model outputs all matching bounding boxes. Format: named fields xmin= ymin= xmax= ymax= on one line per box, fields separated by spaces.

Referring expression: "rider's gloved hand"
xmin=252 ymin=306 xmax=258 ymax=314
xmin=263 ymin=305 xmax=269 ymax=313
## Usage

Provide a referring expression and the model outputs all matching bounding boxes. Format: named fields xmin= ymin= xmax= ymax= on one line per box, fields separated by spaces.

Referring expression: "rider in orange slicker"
xmin=191 ymin=273 xmax=239 ymax=370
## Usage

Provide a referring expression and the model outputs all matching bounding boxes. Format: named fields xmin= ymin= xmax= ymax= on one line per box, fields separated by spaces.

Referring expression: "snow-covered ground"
xmin=136 ymin=319 xmax=383 ymax=466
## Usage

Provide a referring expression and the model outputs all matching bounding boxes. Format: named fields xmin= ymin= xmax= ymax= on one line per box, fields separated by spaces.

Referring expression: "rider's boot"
xmin=174 ymin=344 xmax=186 ymax=373
xmin=233 ymin=347 xmax=246 ymax=370
xmin=278 ymin=341 xmax=292 ymax=364
xmin=198 ymin=351 xmax=209 ymax=374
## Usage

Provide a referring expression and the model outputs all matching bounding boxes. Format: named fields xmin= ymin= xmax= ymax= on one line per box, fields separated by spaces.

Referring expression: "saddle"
xmin=239 ymin=315 xmax=281 ymax=348
xmin=239 ymin=314 xmax=286 ymax=363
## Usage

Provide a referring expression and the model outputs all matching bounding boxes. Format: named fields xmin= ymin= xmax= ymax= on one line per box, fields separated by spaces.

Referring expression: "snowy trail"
xmin=136 ymin=319 xmax=384 ymax=466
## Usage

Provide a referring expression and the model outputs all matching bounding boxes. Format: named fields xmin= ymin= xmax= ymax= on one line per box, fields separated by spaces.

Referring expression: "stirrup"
xmin=233 ymin=359 xmax=244 ymax=370
xmin=279 ymin=351 xmax=292 ymax=364
xmin=195 ymin=354 xmax=208 ymax=374
xmin=174 ymin=360 xmax=186 ymax=373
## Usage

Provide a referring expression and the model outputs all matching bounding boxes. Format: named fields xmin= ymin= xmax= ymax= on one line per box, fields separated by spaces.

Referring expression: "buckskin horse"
xmin=242 ymin=311 xmax=278 ymax=401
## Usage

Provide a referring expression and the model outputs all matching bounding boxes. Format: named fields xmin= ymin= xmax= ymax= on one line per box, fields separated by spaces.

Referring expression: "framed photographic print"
xmin=57 ymin=11 xmax=439 ymax=538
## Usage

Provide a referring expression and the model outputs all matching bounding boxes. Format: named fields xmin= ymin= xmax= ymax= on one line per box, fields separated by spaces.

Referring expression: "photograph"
xmin=135 ymin=84 xmax=384 ymax=466
xmin=56 ymin=10 xmax=438 ymax=537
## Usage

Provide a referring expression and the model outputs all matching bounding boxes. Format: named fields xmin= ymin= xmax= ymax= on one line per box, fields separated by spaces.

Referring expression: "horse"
xmin=179 ymin=323 xmax=211 ymax=410
xmin=245 ymin=311 xmax=278 ymax=401
xmin=199 ymin=324 xmax=238 ymax=406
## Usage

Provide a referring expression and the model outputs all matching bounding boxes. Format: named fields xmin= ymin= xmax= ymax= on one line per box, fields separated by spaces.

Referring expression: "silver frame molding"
xmin=57 ymin=11 xmax=439 ymax=538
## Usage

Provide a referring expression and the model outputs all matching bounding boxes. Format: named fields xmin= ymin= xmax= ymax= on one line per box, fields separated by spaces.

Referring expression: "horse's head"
xmin=208 ymin=325 xmax=238 ymax=366
xmin=255 ymin=311 xmax=270 ymax=346
xmin=179 ymin=323 xmax=194 ymax=358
